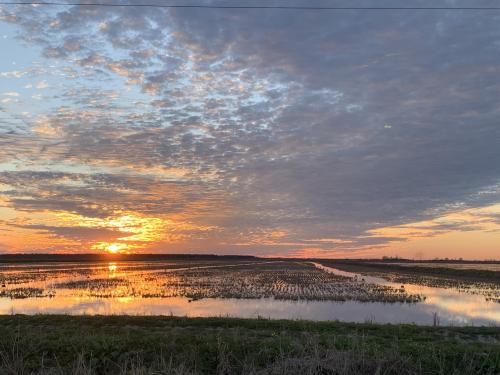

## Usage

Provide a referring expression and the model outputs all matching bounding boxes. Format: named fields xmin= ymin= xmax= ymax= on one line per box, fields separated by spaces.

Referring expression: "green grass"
xmin=0 ymin=315 xmax=499 ymax=374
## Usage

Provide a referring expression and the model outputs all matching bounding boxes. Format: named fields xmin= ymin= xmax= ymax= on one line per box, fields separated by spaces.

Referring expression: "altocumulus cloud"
xmin=0 ymin=0 xmax=499 ymax=256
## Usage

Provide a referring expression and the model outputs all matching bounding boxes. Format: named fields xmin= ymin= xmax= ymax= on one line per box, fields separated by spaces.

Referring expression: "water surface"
xmin=1 ymin=261 xmax=498 ymax=326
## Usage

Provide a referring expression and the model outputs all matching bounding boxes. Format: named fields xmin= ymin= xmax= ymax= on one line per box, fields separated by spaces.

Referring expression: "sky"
xmin=0 ymin=0 xmax=499 ymax=259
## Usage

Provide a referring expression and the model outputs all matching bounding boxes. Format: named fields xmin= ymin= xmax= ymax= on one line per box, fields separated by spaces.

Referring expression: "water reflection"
xmin=0 ymin=261 xmax=498 ymax=326
xmin=315 ymin=263 xmax=500 ymax=325
xmin=108 ymin=262 xmax=117 ymax=278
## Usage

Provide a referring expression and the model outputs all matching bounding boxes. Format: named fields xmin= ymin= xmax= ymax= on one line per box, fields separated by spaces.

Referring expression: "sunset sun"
xmin=100 ymin=242 xmax=129 ymax=254
xmin=106 ymin=243 xmax=121 ymax=254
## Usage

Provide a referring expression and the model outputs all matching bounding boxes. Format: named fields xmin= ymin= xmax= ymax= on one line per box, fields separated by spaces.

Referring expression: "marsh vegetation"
xmin=0 ymin=261 xmax=423 ymax=303
xmin=166 ymin=262 xmax=422 ymax=302
xmin=318 ymin=260 xmax=500 ymax=303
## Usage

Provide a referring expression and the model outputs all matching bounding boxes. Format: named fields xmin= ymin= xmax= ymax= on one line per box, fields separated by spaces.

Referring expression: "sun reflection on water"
xmin=108 ymin=262 xmax=117 ymax=278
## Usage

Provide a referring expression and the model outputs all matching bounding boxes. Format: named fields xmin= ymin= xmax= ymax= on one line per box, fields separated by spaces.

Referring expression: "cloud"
xmin=0 ymin=70 xmax=24 ymax=78
xmin=35 ymin=81 xmax=49 ymax=89
xmin=14 ymin=224 xmax=132 ymax=242
xmin=0 ymin=171 xmax=224 ymax=219
xmin=0 ymin=2 xmax=499 ymax=255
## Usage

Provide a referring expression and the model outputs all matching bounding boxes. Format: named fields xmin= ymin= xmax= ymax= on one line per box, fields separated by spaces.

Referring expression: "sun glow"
xmin=55 ymin=212 xmax=169 ymax=254
xmin=106 ymin=243 xmax=123 ymax=254
xmin=0 ymin=205 xmax=218 ymax=254
xmin=93 ymin=242 xmax=133 ymax=254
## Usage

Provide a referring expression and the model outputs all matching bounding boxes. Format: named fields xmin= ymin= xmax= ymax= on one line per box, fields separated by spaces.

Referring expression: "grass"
xmin=0 ymin=315 xmax=499 ymax=374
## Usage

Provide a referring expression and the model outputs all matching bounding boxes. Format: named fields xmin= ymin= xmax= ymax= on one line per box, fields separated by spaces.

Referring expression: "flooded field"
xmin=0 ymin=260 xmax=499 ymax=326
xmin=389 ymin=262 xmax=500 ymax=272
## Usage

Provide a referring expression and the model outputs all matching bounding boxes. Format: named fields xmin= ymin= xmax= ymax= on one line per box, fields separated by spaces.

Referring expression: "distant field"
xmin=0 ymin=315 xmax=499 ymax=375
xmin=387 ymin=262 xmax=500 ymax=272
xmin=318 ymin=259 xmax=500 ymax=283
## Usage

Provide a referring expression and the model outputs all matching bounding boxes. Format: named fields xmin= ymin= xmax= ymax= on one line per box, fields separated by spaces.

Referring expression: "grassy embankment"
xmin=0 ymin=315 xmax=499 ymax=374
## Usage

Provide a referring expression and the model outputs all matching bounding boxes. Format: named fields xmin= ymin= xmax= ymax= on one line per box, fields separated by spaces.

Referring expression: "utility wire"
xmin=0 ymin=2 xmax=499 ymax=10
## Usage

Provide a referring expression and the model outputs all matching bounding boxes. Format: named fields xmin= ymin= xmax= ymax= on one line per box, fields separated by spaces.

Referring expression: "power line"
xmin=0 ymin=2 xmax=499 ymax=10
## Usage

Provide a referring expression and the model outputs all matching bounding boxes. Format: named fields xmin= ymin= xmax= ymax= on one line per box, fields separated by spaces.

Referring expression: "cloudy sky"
xmin=0 ymin=0 xmax=499 ymax=258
